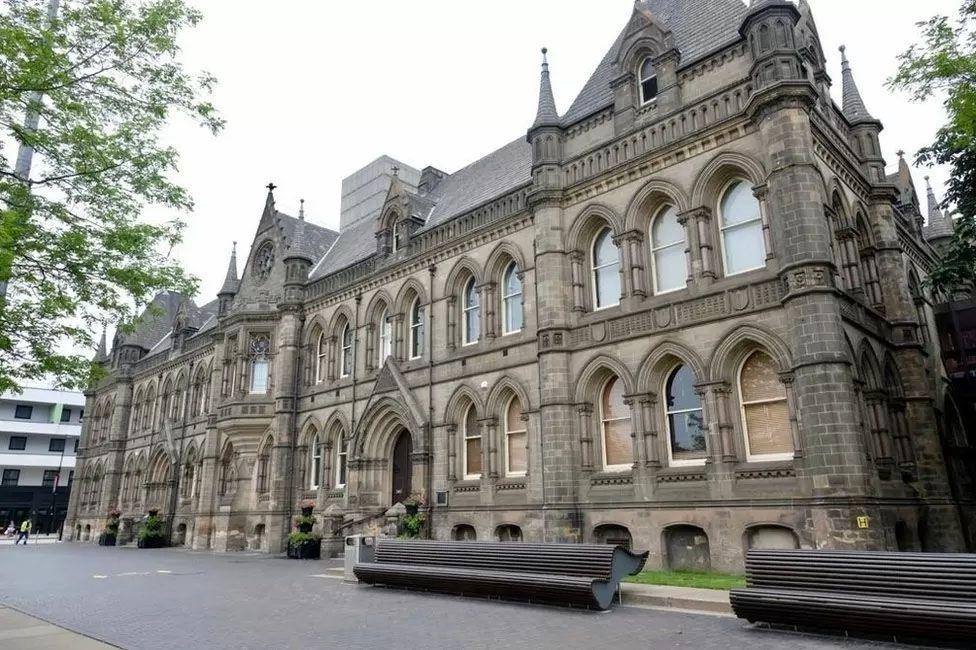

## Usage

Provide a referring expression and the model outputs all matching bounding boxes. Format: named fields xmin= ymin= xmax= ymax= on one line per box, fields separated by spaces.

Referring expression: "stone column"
xmin=626 ymin=232 xmax=647 ymax=298
xmin=267 ymin=308 xmax=300 ymax=553
xmin=638 ymin=395 xmax=660 ymax=468
xmin=446 ymin=424 xmax=457 ymax=482
xmin=569 ymin=251 xmax=585 ymax=312
xmin=481 ymin=283 xmax=497 ymax=340
xmin=576 ymin=404 xmax=594 ymax=470
xmin=446 ymin=296 xmax=457 ymax=350
xmin=614 ymin=232 xmax=634 ymax=299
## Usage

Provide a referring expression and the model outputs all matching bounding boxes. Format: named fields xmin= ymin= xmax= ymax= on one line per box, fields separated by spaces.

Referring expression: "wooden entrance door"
xmin=391 ymin=429 xmax=412 ymax=505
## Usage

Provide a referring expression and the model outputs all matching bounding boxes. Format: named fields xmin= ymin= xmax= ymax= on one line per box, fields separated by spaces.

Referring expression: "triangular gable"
xmin=356 ymin=358 xmax=427 ymax=437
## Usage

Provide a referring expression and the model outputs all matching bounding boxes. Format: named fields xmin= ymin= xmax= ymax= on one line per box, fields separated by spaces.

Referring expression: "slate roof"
xmin=561 ymin=0 xmax=748 ymax=126
xmin=309 ymin=214 xmax=375 ymax=279
xmin=121 ymin=291 xmax=186 ymax=350
xmin=277 ymin=211 xmax=339 ymax=264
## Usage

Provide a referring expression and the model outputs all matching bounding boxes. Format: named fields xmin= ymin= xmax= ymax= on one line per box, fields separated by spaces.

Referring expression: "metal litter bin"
xmin=344 ymin=534 xmax=375 ymax=582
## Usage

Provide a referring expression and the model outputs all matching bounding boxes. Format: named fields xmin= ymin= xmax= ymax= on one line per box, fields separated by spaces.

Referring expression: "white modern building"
xmin=0 ymin=387 xmax=84 ymax=534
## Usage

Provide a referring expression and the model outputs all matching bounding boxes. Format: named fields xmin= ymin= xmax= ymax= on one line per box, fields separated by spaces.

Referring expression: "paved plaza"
xmin=0 ymin=544 xmax=931 ymax=650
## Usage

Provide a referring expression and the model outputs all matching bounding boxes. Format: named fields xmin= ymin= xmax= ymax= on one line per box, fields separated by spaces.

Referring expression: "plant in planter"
xmin=99 ymin=507 xmax=121 ymax=546
xmin=287 ymin=499 xmax=321 ymax=559
xmin=398 ymin=511 xmax=426 ymax=539
xmin=137 ymin=508 xmax=167 ymax=549
xmin=403 ymin=493 xmax=425 ymax=516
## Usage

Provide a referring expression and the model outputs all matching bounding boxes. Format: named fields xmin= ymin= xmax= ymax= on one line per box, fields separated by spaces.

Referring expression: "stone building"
xmin=66 ymin=0 xmax=974 ymax=571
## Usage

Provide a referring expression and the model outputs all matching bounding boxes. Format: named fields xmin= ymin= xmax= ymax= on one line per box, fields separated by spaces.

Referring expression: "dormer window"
xmin=639 ymin=57 xmax=658 ymax=105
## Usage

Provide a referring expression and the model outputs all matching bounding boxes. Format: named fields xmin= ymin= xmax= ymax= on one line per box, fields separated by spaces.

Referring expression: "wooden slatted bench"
xmin=730 ymin=549 xmax=976 ymax=643
xmin=353 ymin=539 xmax=648 ymax=610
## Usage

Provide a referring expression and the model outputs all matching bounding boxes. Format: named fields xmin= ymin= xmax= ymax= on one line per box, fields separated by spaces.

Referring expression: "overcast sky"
xmin=159 ymin=0 xmax=960 ymax=302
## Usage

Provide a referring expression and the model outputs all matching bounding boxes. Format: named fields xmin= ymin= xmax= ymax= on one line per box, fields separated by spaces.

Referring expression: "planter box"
xmin=287 ymin=539 xmax=321 ymax=560
xmin=137 ymin=535 xmax=166 ymax=549
xmin=98 ymin=533 xmax=117 ymax=546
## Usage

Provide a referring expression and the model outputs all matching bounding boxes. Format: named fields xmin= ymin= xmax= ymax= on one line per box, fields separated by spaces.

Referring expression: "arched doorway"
xmin=391 ymin=429 xmax=412 ymax=505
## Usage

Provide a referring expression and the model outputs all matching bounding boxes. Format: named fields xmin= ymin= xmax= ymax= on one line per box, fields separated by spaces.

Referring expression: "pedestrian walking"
xmin=15 ymin=518 xmax=31 ymax=544
xmin=4 ymin=521 xmax=14 ymax=537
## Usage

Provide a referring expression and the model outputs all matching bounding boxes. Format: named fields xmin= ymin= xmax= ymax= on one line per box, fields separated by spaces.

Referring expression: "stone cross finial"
xmin=896 ymin=150 xmax=905 ymax=159
xmin=266 ymin=182 xmax=277 ymax=192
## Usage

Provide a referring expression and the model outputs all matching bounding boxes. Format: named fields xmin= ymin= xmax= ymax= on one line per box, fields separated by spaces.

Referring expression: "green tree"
xmin=889 ymin=1 xmax=976 ymax=295
xmin=0 ymin=0 xmax=221 ymax=392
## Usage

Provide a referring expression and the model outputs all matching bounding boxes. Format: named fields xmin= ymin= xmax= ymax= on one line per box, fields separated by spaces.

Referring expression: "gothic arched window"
xmin=592 ymin=227 xmax=620 ymax=309
xmin=463 ymin=404 xmax=482 ymax=479
xmin=600 ymin=376 xmax=632 ymax=470
xmin=502 ymin=262 xmax=523 ymax=335
xmin=719 ymin=180 xmax=765 ymax=275
xmin=739 ymin=351 xmax=792 ymax=461
xmin=650 ymin=204 xmax=687 ymax=293
xmin=505 ymin=396 xmax=527 ymax=476
xmin=378 ymin=309 xmax=393 ymax=364
xmin=249 ymin=335 xmax=271 ymax=394
xmin=335 ymin=434 xmax=347 ymax=488
xmin=462 ymin=277 xmax=480 ymax=345
xmin=665 ymin=365 xmax=706 ymax=465
xmin=315 ymin=331 xmax=328 ymax=383
xmin=409 ymin=297 xmax=424 ymax=359
xmin=339 ymin=323 xmax=352 ymax=378
xmin=310 ymin=434 xmax=323 ymax=490
xmin=639 ymin=57 xmax=658 ymax=105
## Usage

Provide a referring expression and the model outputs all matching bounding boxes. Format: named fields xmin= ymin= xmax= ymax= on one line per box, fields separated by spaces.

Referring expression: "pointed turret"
xmin=217 ymin=242 xmax=238 ymax=315
xmin=258 ymin=182 xmax=278 ymax=231
xmin=219 ymin=242 xmax=238 ymax=295
xmin=839 ymin=46 xmax=875 ymax=124
xmin=93 ymin=326 xmax=108 ymax=363
xmin=532 ymin=48 xmax=560 ymax=129
xmin=923 ymin=176 xmax=954 ymax=243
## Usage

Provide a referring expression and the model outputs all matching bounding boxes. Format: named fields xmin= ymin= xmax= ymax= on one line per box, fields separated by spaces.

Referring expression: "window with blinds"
xmin=739 ymin=351 xmax=792 ymax=460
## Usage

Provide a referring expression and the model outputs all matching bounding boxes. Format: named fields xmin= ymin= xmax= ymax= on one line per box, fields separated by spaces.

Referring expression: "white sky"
xmin=160 ymin=0 xmax=960 ymax=302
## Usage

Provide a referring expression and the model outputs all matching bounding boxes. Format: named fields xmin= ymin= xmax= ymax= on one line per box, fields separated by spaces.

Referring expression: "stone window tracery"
xmin=249 ymin=335 xmax=271 ymax=394
xmin=253 ymin=241 xmax=275 ymax=281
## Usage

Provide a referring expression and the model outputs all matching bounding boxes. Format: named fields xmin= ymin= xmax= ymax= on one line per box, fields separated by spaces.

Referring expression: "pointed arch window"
xmin=505 ymin=397 xmax=527 ymax=476
xmin=256 ymin=442 xmax=271 ymax=495
xmin=335 ymin=435 xmax=347 ymax=488
xmin=719 ymin=180 xmax=765 ymax=275
xmin=379 ymin=309 xmax=393 ymax=364
xmin=739 ymin=351 xmax=792 ymax=461
xmin=463 ymin=277 xmax=480 ymax=345
xmin=462 ymin=405 xmax=482 ymax=479
xmin=650 ymin=204 xmax=687 ymax=293
xmin=310 ymin=434 xmax=323 ymax=490
xmin=249 ymin=335 xmax=271 ymax=394
xmin=600 ymin=376 xmax=632 ymax=470
xmin=665 ymin=365 xmax=707 ymax=465
xmin=409 ymin=297 xmax=425 ymax=359
xmin=592 ymin=227 xmax=621 ymax=309
xmin=639 ymin=57 xmax=658 ymax=105
xmin=502 ymin=262 xmax=523 ymax=335
xmin=315 ymin=331 xmax=328 ymax=383
xmin=339 ymin=323 xmax=353 ymax=378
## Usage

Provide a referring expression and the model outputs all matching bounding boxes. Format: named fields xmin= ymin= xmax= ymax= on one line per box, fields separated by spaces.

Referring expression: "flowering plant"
xmin=107 ymin=507 xmax=121 ymax=519
xmin=300 ymin=498 xmax=316 ymax=510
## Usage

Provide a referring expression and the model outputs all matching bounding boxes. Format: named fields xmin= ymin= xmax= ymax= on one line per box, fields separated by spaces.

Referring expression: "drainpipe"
xmin=427 ymin=264 xmax=437 ymax=538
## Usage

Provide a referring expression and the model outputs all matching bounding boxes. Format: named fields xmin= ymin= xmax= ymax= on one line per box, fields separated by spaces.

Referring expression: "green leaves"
xmin=888 ymin=2 xmax=976 ymax=296
xmin=0 ymin=0 xmax=221 ymax=390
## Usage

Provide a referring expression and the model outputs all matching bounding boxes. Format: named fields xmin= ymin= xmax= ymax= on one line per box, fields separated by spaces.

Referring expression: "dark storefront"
xmin=0 ymin=485 xmax=71 ymax=535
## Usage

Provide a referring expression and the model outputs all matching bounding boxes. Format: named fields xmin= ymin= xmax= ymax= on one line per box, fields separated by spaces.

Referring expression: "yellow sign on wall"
xmin=856 ymin=516 xmax=870 ymax=529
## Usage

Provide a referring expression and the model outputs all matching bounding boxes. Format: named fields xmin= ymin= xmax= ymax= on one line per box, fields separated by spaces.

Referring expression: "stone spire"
xmin=218 ymin=242 xmax=239 ymax=296
xmin=93 ymin=326 xmax=108 ymax=363
xmin=258 ymin=182 xmax=277 ymax=230
xmin=532 ymin=48 xmax=560 ymax=128
xmin=298 ymin=198 xmax=305 ymax=220
xmin=839 ymin=46 xmax=875 ymax=123
xmin=925 ymin=176 xmax=944 ymax=221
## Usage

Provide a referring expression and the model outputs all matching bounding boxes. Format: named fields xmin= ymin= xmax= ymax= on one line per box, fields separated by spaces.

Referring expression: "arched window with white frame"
xmin=502 ymin=262 xmax=523 ymax=335
xmin=592 ymin=227 xmax=620 ymax=310
xmin=378 ymin=309 xmax=393 ymax=364
xmin=738 ymin=350 xmax=792 ymax=461
xmin=309 ymin=434 xmax=323 ymax=490
xmin=599 ymin=376 xmax=632 ymax=470
xmin=462 ymin=404 xmax=482 ymax=479
xmin=504 ymin=396 xmax=527 ymax=476
xmin=664 ymin=364 xmax=707 ymax=465
xmin=719 ymin=179 xmax=766 ymax=275
xmin=462 ymin=277 xmax=480 ymax=345
xmin=409 ymin=297 xmax=424 ymax=359
xmin=335 ymin=434 xmax=347 ymax=488
xmin=249 ymin=335 xmax=271 ymax=394
xmin=315 ymin=331 xmax=327 ymax=383
xmin=638 ymin=57 xmax=658 ymax=105
xmin=339 ymin=323 xmax=352 ymax=378
xmin=650 ymin=204 xmax=687 ymax=294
